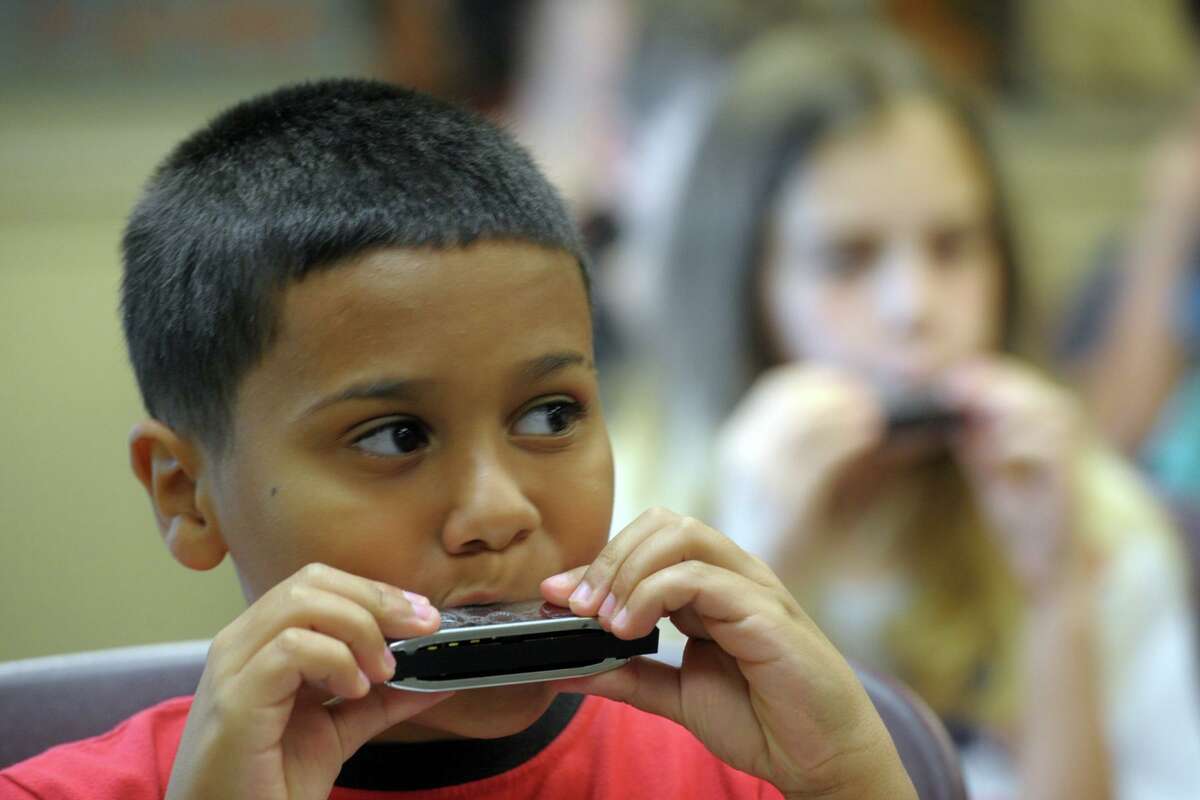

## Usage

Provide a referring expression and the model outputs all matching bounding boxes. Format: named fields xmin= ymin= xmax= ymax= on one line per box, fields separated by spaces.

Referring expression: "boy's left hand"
xmin=541 ymin=509 xmax=915 ymax=800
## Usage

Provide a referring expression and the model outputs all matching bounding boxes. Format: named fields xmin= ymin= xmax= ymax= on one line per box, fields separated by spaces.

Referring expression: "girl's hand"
xmin=165 ymin=563 xmax=455 ymax=800
xmin=541 ymin=509 xmax=915 ymax=800
xmin=715 ymin=365 xmax=885 ymax=565
xmin=943 ymin=359 xmax=1094 ymax=599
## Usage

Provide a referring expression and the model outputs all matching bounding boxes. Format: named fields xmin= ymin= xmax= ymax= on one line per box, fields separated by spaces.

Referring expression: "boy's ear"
xmin=129 ymin=419 xmax=228 ymax=571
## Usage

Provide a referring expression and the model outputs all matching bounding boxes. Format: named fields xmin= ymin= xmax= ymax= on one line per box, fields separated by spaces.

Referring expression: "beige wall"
xmin=0 ymin=86 xmax=268 ymax=660
xmin=0 ymin=78 xmax=1167 ymax=661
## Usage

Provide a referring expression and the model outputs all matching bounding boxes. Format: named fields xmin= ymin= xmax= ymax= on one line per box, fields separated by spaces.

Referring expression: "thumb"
xmin=540 ymin=565 xmax=589 ymax=606
xmin=329 ymin=685 xmax=456 ymax=756
xmin=556 ymin=655 xmax=684 ymax=726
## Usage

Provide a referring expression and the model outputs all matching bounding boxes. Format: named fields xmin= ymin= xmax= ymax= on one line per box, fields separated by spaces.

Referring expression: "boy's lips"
xmin=441 ymin=590 xmax=519 ymax=608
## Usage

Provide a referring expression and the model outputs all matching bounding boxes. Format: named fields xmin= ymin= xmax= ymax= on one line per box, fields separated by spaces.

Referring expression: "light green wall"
xmin=0 ymin=85 xmax=290 ymax=660
xmin=0 ymin=79 xmax=1163 ymax=661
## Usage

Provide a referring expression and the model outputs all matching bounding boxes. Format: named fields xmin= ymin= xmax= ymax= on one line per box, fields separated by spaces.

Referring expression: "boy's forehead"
xmin=252 ymin=241 xmax=592 ymax=403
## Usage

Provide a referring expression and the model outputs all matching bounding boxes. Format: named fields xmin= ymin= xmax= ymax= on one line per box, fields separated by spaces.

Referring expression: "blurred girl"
xmin=656 ymin=27 xmax=1200 ymax=800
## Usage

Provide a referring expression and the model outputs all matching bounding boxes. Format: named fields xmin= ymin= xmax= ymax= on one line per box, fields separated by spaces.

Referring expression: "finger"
xmin=950 ymin=378 xmax=1048 ymax=458
xmin=943 ymin=371 xmax=1002 ymax=422
xmin=958 ymin=407 xmax=1071 ymax=475
xmin=329 ymin=685 xmax=457 ymax=757
xmin=540 ymin=565 xmax=588 ymax=606
xmin=213 ymin=563 xmax=438 ymax=674
xmin=941 ymin=356 xmax=992 ymax=394
xmin=284 ymin=563 xmax=440 ymax=641
xmin=275 ymin=586 xmax=402 ymax=683
xmin=219 ymin=583 xmax=433 ymax=686
xmin=565 ymin=507 xmax=678 ymax=616
xmin=611 ymin=561 xmax=803 ymax=665
xmin=949 ymin=361 xmax=1066 ymax=424
xmin=942 ymin=358 xmax=1046 ymax=422
xmin=666 ymin=606 xmax=712 ymax=641
xmin=597 ymin=517 xmax=778 ymax=629
xmin=237 ymin=627 xmax=372 ymax=708
xmin=554 ymin=655 xmax=684 ymax=726
xmin=794 ymin=389 xmax=883 ymax=462
xmin=779 ymin=368 xmax=883 ymax=442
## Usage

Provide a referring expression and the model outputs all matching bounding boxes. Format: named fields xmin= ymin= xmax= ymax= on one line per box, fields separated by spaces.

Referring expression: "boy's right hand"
xmin=715 ymin=365 xmax=884 ymax=566
xmin=165 ymin=563 xmax=455 ymax=800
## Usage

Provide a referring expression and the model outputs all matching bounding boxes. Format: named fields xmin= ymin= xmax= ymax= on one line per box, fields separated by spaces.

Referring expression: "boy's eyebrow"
xmin=300 ymin=353 xmax=592 ymax=418
xmin=519 ymin=352 xmax=594 ymax=381
xmin=300 ymin=378 xmax=429 ymax=418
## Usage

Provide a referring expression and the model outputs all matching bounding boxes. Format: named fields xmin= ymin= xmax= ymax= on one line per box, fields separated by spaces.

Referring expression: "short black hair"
xmin=121 ymin=78 xmax=586 ymax=451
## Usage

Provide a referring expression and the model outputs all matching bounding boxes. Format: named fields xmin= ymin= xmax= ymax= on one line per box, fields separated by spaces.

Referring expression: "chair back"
xmin=2 ymin=639 xmax=967 ymax=799
xmin=856 ymin=665 xmax=967 ymax=800
xmin=0 ymin=640 xmax=208 ymax=768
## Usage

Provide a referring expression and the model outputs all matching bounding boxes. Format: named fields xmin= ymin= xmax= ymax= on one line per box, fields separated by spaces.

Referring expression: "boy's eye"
xmin=352 ymin=419 xmax=430 ymax=457
xmin=512 ymin=400 xmax=584 ymax=437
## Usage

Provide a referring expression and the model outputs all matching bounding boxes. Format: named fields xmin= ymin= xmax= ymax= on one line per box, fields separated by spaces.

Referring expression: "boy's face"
xmin=203 ymin=241 xmax=613 ymax=737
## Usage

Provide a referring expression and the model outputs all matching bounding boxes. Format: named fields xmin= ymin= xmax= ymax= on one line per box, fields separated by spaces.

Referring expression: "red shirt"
xmin=0 ymin=695 xmax=781 ymax=799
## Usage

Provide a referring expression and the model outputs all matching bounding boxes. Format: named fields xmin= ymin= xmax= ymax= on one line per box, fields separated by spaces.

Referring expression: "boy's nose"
xmin=441 ymin=450 xmax=541 ymax=555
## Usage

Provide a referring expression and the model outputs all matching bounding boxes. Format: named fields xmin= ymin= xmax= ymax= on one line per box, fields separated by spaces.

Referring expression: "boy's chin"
xmin=380 ymin=681 xmax=563 ymax=741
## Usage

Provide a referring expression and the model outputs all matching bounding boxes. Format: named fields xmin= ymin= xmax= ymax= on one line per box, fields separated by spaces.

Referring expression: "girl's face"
xmin=760 ymin=99 xmax=1003 ymax=394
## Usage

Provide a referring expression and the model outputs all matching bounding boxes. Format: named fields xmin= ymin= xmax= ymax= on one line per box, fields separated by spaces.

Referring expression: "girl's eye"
xmin=928 ymin=225 xmax=971 ymax=266
xmin=512 ymin=400 xmax=585 ymax=437
xmin=352 ymin=419 xmax=430 ymax=457
xmin=823 ymin=235 xmax=879 ymax=279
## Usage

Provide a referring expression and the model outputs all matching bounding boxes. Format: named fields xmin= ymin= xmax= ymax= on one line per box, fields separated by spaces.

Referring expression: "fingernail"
xmin=356 ymin=669 xmax=371 ymax=692
xmin=569 ymin=581 xmax=592 ymax=605
xmin=382 ymin=647 xmax=396 ymax=672
xmin=403 ymin=590 xmax=430 ymax=606
xmin=613 ymin=607 xmax=630 ymax=631
xmin=598 ymin=592 xmax=617 ymax=619
xmin=402 ymin=591 xmax=435 ymax=620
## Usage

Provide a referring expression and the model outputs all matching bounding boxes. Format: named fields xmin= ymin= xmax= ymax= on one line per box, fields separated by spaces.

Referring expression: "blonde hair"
xmin=788 ymin=457 xmax=1025 ymax=730
xmin=884 ymin=460 xmax=1023 ymax=729
xmin=794 ymin=446 xmax=1175 ymax=731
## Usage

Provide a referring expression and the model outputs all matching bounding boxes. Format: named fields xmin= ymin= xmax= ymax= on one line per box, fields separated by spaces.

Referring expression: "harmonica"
xmin=885 ymin=394 xmax=964 ymax=437
xmin=386 ymin=600 xmax=659 ymax=692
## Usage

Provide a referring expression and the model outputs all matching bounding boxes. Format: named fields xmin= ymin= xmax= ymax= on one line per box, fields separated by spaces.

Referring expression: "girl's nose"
xmin=440 ymin=447 xmax=541 ymax=555
xmin=874 ymin=244 xmax=936 ymax=336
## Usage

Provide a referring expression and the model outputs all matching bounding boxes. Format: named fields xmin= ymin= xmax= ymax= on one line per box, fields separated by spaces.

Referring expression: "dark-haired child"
xmin=0 ymin=80 xmax=915 ymax=800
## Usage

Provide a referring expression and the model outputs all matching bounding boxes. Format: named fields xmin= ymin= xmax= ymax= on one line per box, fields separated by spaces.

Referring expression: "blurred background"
xmin=2 ymin=0 xmax=1198 ymax=660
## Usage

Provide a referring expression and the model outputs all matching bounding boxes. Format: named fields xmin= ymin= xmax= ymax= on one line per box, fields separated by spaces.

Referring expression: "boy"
xmin=0 ymin=80 xmax=915 ymax=800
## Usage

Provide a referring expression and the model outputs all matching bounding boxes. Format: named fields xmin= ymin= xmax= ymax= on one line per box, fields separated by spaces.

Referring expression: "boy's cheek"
xmin=553 ymin=478 xmax=614 ymax=564
xmin=531 ymin=432 xmax=613 ymax=552
xmin=218 ymin=484 xmax=428 ymax=599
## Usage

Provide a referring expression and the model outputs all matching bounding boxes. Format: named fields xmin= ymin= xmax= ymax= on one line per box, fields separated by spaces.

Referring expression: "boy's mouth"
xmin=442 ymin=590 xmax=522 ymax=608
